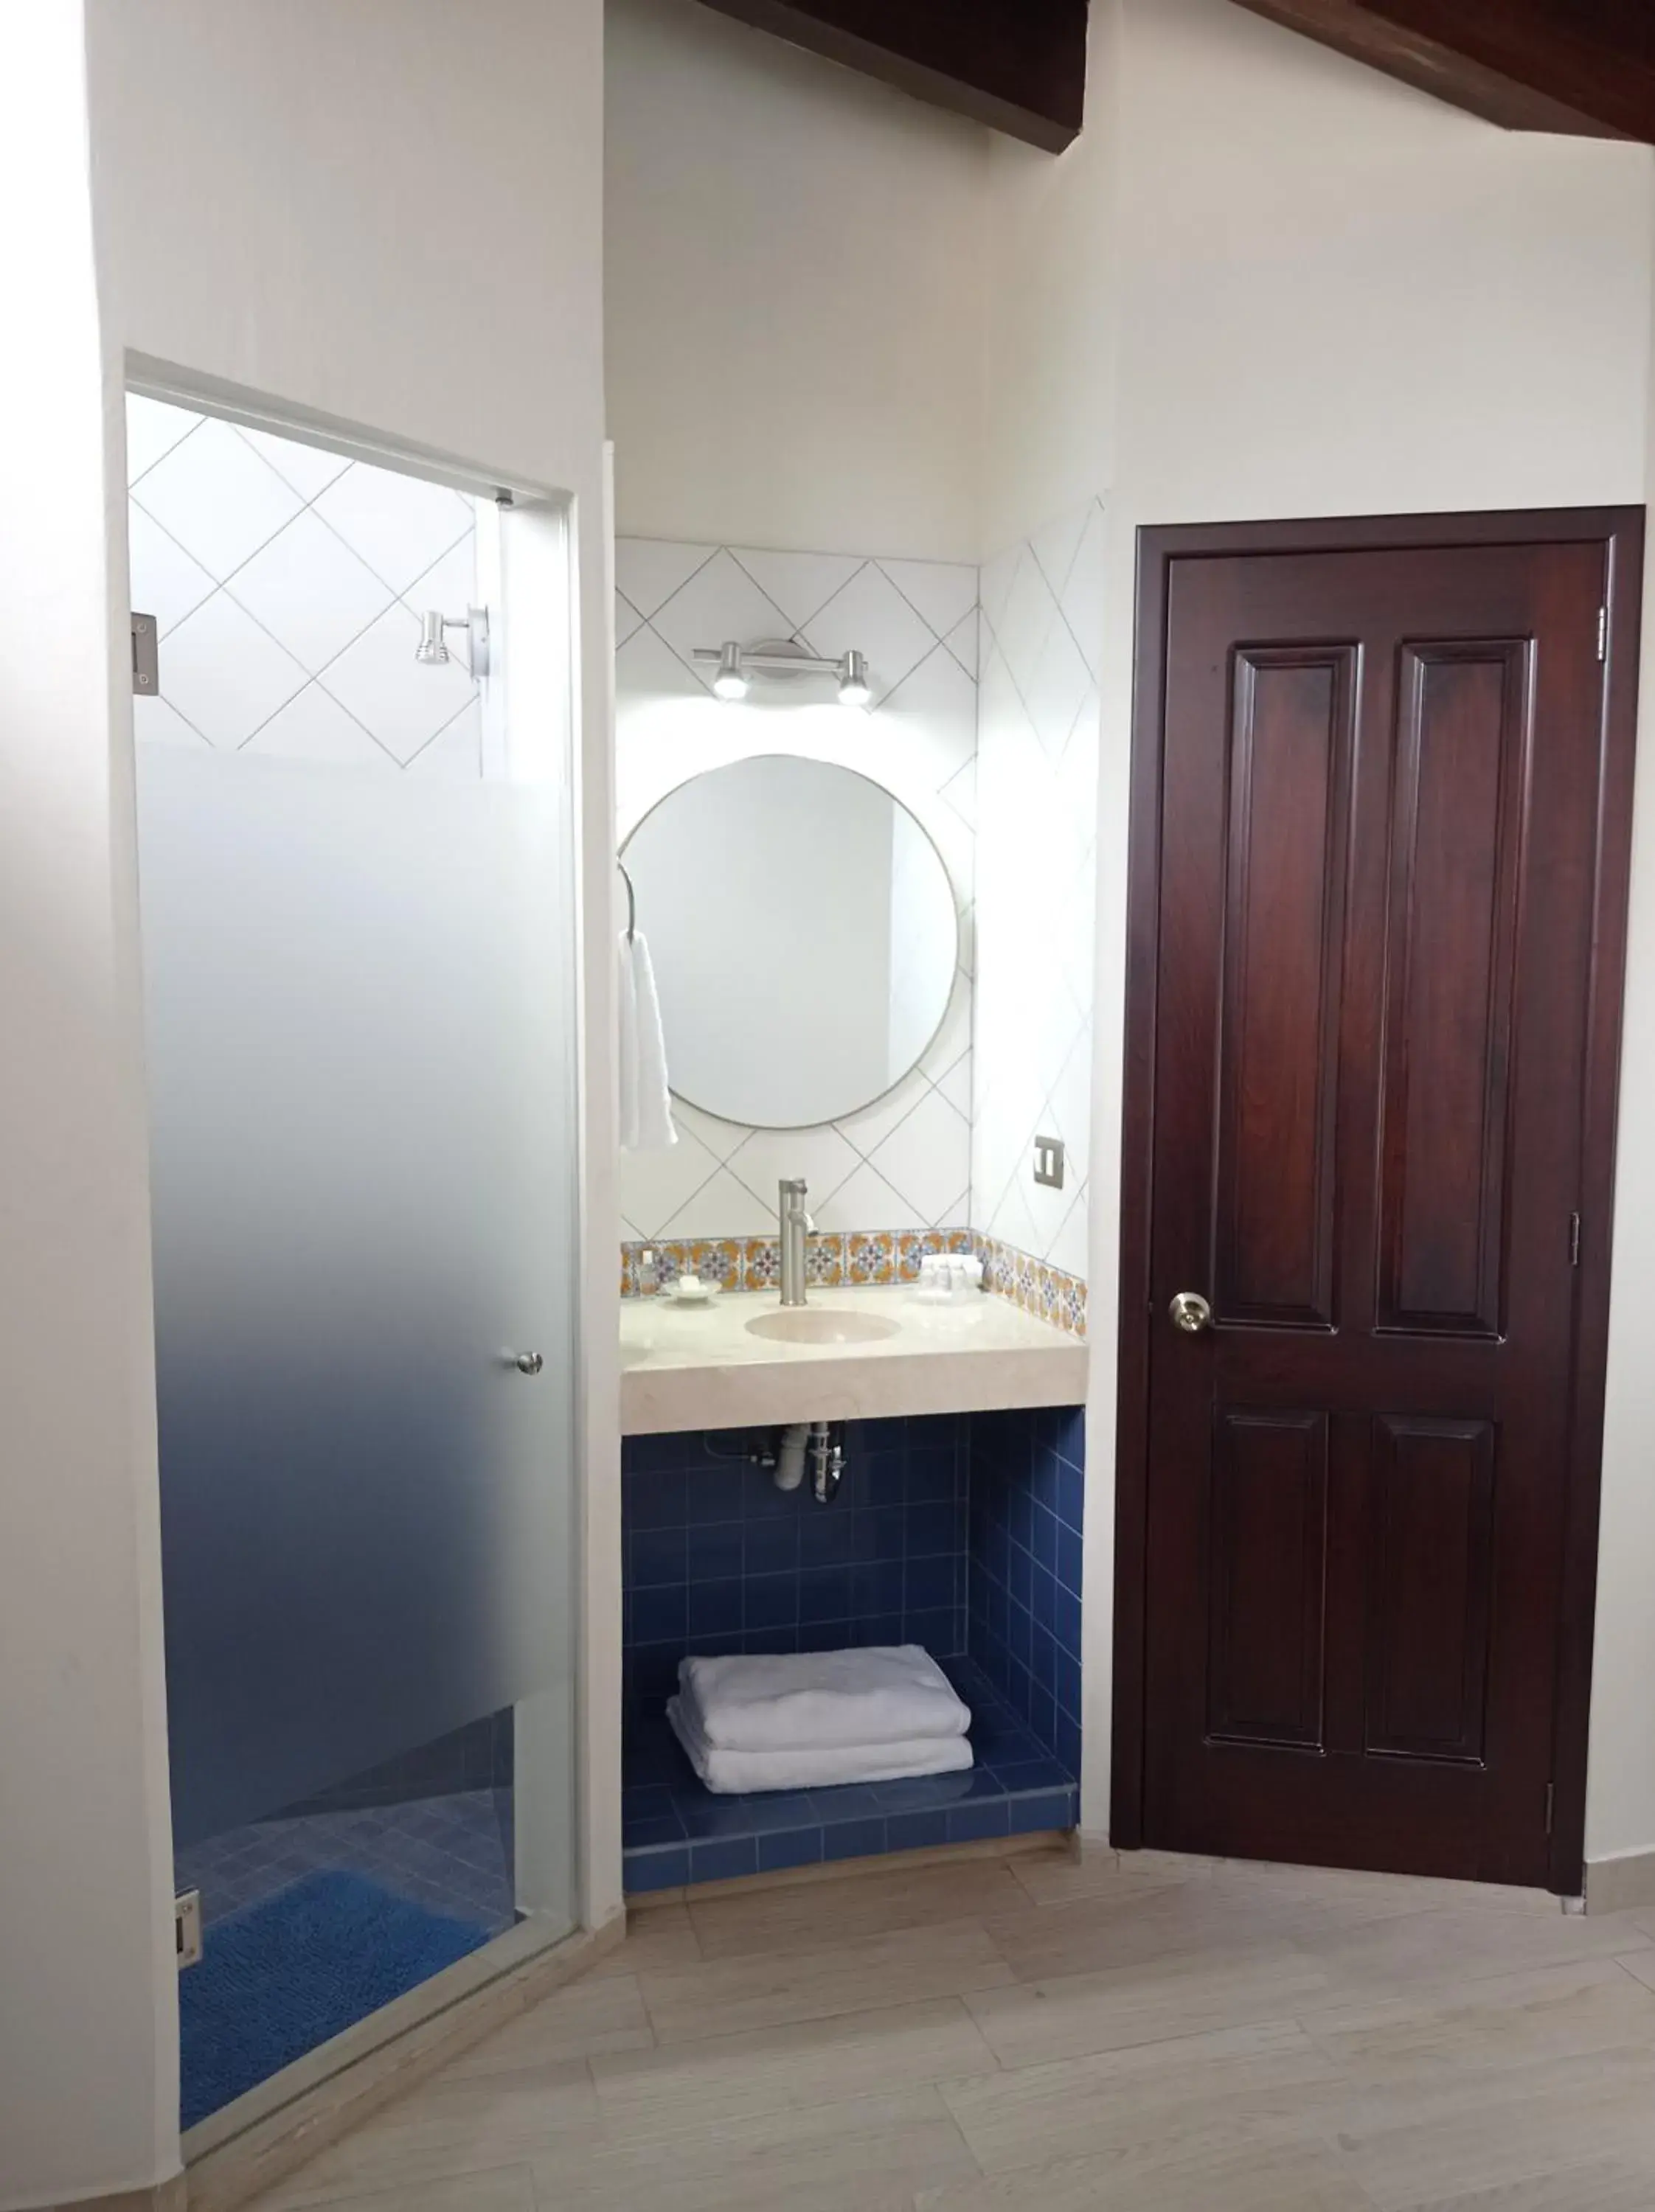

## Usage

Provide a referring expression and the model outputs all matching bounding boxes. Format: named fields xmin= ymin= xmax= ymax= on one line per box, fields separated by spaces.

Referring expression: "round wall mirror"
xmin=622 ymin=755 xmax=959 ymax=1130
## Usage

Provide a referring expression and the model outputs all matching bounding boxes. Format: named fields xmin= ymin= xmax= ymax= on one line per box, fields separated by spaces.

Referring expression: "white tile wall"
xmin=125 ymin=394 xmax=484 ymax=777
xmin=615 ymin=537 xmax=978 ymax=1244
xmin=972 ymin=500 xmax=1104 ymax=1287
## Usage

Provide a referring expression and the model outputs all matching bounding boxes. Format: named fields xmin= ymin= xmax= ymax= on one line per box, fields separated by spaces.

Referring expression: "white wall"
xmin=605 ymin=0 xmax=989 ymax=563
xmin=976 ymin=0 xmax=1655 ymax=1838
xmin=1589 ymin=314 xmax=1655 ymax=1870
xmin=0 ymin=13 xmax=178 ymax=2205
xmin=0 ymin=7 xmax=612 ymax=2203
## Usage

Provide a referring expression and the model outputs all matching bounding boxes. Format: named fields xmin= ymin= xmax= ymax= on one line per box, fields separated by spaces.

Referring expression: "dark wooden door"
xmin=1131 ymin=517 xmax=1641 ymax=1889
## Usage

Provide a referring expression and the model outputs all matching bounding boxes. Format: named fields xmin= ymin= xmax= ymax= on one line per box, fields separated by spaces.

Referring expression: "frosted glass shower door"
xmin=137 ymin=745 xmax=577 ymax=1885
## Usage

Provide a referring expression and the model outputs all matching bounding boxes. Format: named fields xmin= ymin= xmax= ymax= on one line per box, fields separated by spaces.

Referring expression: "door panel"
xmin=1378 ymin=643 xmax=1529 ymax=1337
xmin=1138 ymin=524 xmax=1622 ymax=1888
xmin=138 ymin=746 xmax=578 ymax=1851
xmin=1215 ymin=650 xmax=1353 ymax=1329
xmin=1364 ymin=1416 xmax=1496 ymax=1763
xmin=1207 ymin=1411 xmax=1329 ymax=1750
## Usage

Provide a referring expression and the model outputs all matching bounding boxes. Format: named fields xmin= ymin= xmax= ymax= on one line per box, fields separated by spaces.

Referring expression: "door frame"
xmin=1110 ymin=507 xmax=1645 ymax=1895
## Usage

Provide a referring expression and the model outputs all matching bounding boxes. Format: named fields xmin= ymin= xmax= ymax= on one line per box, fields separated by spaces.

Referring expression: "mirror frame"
xmin=620 ymin=754 xmax=962 ymax=1132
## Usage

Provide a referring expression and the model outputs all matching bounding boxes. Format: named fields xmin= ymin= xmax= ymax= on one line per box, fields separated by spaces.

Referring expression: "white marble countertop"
xmin=619 ymin=1285 xmax=1088 ymax=1435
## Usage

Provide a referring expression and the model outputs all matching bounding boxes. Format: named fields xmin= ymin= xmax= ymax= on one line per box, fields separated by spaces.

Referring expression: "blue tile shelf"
xmin=621 ymin=1409 xmax=1084 ymax=1893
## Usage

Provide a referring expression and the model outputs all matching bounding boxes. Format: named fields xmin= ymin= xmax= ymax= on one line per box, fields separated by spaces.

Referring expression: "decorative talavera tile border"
xmin=620 ymin=1229 xmax=1087 ymax=1339
xmin=971 ymin=1234 xmax=1088 ymax=1340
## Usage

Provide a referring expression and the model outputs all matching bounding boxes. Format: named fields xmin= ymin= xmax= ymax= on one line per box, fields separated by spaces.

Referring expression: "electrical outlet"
xmin=175 ymin=1889 xmax=202 ymax=1970
xmin=1033 ymin=1134 xmax=1065 ymax=1189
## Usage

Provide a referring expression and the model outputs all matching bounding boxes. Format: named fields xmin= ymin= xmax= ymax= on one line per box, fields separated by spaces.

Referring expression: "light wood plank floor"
xmin=249 ymin=1846 xmax=1655 ymax=2212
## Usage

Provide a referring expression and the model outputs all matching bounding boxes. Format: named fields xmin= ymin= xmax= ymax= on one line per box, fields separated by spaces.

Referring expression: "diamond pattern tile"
xmin=1061 ymin=500 xmax=1109 ymax=678
xmin=133 ymin=416 xmax=306 ymax=581
xmin=406 ymin=703 xmax=483 ymax=781
xmin=1029 ymin=507 xmax=1090 ymax=600
xmin=878 ymin=557 xmax=978 ymax=641
xmin=648 ymin=549 xmax=797 ymax=684
xmin=614 ymin=539 xmax=716 ymax=619
xmin=814 ymin=1159 xmax=914 ymax=1234
xmin=310 ymin=462 xmax=472 ymax=595
xmin=866 ymin=1087 xmax=972 ymax=1227
xmin=244 ymin=685 xmax=393 ymax=770
xmin=126 ymin=394 xmax=202 ymax=484
xmin=730 ymin=547 xmax=863 ymax=630
xmin=726 ymin=1124 xmax=862 ymax=1214
xmin=127 ymin=505 xmax=216 ymax=639
xmin=659 ymin=1166 xmax=777 ymax=1239
xmin=128 ymin=396 xmax=484 ymax=784
xmin=974 ymin=501 xmax=1103 ymax=1276
xmin=159 ymin=590 xmax=308 ymax=748
xmin=319 ymin=603 xmax=477 ymax=762
xmin=871 ymin=643 xmax=977 ymax=785
xmin=133 ymin=694 xmax=207 ymax=749
xmin=237 ymin=425 xmax=353 ymax=502
xmin=803 ymin=561 xmax=935 ymax=706
xmin=942 ymin=611 xmax=980 ymax=680
xmin=227 ymin=509 xmax=396 ymax=675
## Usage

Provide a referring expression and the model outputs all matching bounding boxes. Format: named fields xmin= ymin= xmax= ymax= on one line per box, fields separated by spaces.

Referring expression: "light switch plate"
xmin=1033 ymin=1134 xmax=1065 ymax=1189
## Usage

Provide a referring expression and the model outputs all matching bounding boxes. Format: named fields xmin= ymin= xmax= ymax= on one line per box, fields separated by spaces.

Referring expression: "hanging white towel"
xmin=677 ymin=1647 xmax=971 ymax=1754
xmin=667 ymin=1695 xmax=974 ymax=1795
xmin=618 ymin=930 xmax=676 ymax=1152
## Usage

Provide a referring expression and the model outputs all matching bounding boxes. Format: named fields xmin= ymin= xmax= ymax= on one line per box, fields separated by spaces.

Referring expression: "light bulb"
xmin=712 ymin=641 xmax=749 ymax=701
xmin=838 ymin=648 xmax=871 ymax=709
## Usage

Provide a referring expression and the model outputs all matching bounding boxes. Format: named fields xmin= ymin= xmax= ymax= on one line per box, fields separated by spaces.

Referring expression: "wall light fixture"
xmin=693 ymin=637 xmax=872 ymax=709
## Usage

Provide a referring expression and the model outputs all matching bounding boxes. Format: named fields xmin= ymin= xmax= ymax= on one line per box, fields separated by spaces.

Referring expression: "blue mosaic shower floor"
xmin=174 ymin=1786 xmax=516 ymax=1935
xmin=622 ymin=1655 xmax=1078 ymax=1893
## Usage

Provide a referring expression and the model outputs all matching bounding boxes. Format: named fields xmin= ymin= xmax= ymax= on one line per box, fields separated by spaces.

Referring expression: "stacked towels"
xmin=667 ymin=1646 xmax=974 ymax=1795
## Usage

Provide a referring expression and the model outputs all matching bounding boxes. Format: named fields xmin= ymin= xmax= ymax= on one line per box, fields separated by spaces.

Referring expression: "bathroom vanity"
xmin=620 ymin=1281 xmax=1087 ymax=1433
xmin=616 ymin=747 xmax=1088 ymax=1893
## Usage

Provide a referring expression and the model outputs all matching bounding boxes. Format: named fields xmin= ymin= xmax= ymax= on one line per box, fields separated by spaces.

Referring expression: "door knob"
xmin=1168 ymin=1292 xmax=1212 ymax=1335
xmin=513 ymin=1352 xmax=545 ymax=1377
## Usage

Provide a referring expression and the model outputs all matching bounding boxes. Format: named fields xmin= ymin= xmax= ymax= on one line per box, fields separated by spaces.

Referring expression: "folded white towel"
xmin=677 ymin=1646 xmax=971 ymax=1754
xmin=667 ymin=1696 xmax=974 ymax=1795
xmin=618 ymin=929 xmax=677 ymax=1153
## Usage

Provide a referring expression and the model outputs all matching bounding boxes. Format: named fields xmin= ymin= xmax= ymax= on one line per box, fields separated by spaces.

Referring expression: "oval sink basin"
xmin=746 ymin=1308 xmax=901 ymax=1346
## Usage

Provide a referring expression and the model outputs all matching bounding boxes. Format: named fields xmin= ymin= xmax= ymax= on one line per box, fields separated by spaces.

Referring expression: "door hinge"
xmin=1597 ymin=605 xmax=1608 ymax=662
xmin=1545 ymin=1782 xmax=1556 ymax=1836
xmin=1569 ymin=1211 xmax=1582 ymax=1267
xmin=175 ymin=1888 xmax=202 ymax=1969
xmin=131 ymin=611 xmax=159 ymax=695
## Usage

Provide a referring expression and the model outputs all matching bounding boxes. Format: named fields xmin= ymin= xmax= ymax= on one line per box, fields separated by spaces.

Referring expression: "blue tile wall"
xmin=967 ymin=1406 xmax=1085 ymax=1780
xmin=622 ymin=1654 xmax=1078 ymax=1893
xmin=622 ymin=1417 xmax=970 ymax=1722
xmin=620 ymin=1406 xmax=1084 ymax=1891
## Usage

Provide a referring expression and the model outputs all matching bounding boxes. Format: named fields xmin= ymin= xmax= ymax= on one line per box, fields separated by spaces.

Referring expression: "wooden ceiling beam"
xmin=1230 ymin=0 xmax=1655 ymax=142
xmin=689 ymin=0 xmax=1091 ymax=152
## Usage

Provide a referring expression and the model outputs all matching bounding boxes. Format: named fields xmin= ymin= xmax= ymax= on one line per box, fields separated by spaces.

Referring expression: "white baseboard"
xmin=1585 ymin=1848 xmax=1655 ymax=1915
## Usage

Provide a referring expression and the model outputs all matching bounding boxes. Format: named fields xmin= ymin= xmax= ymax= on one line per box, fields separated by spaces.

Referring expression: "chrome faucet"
xmin=778 ymin=1178 xmax=811 ymax=1307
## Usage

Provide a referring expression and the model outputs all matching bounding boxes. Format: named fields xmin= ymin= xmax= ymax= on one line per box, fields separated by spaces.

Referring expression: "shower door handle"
xmin=513 ymin=1352 xmax=545 ymax=1377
